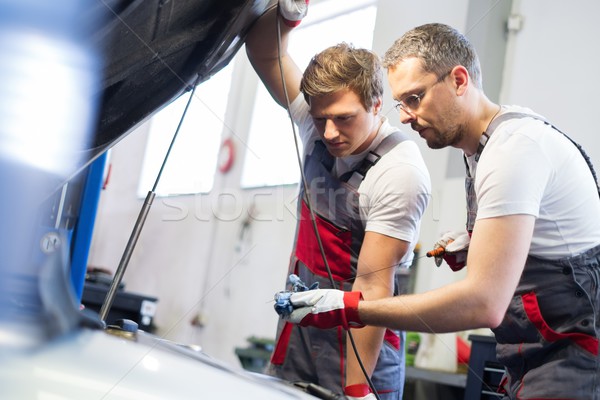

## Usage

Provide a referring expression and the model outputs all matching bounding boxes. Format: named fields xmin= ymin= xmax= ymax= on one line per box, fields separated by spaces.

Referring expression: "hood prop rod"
xmin=99 ymin=74 xmax=201 ymax=323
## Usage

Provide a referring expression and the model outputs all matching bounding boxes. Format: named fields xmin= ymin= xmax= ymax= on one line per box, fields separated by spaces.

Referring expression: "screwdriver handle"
xmin=426 ymin=246 xmax=445 ymax=258
xmin=426 ymin=239 xmax=454 ymax=258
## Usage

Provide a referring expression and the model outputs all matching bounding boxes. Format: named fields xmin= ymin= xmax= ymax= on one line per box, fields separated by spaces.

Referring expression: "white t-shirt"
xmin=290 ymin=95 xmax=431 ymax=267
xmin=469 ymin=105 xmax=600 ymax=259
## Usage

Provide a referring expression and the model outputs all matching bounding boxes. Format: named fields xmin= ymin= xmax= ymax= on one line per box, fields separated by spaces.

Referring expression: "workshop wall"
xmin=87 ymin=0 xmax=600 ymax=369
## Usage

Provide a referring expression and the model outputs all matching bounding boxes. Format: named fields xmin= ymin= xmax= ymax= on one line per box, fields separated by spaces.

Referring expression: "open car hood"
xmin=0 ymin=0 xmax=278 ymax=364
xmin=0 ymin=2 xmax=329 ymax=398
xmin=87 ymin=0 xmax=273 ymax=172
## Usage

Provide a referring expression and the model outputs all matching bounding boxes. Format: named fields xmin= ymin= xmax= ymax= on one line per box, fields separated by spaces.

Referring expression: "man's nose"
xmin=399 ymin=108 xmax=415 ymax=124
xmin=323 ymin=119 xmax=338 ymax=140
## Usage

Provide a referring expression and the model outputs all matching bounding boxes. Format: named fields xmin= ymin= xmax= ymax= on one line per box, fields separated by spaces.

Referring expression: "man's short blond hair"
xmin=300 ymin=42 xmax=383 ymax=110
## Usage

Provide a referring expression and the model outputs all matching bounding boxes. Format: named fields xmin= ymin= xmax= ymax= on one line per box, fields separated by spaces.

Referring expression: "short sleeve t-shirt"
xmin=290 ymin=94 xmax=431 ymax=266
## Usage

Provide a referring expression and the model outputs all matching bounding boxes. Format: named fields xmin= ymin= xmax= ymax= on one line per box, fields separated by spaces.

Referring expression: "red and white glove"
xmin=344 ymin=384 xmax=376 ymax=400
xmin=432 ymin=231 xmax=470 ymax=271
xmin=285 ymin=289 xmax=365 ymax=329
xmin=278 ymin=0 xmax=309 ymax=27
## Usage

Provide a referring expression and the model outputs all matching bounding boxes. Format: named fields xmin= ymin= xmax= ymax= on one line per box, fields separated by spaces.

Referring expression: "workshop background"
xmin=85 ymin=0 xmax=599 ymax=382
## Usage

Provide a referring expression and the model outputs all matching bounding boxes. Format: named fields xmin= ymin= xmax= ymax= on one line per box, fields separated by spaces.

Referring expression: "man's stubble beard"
xmin=427 ymin=103 xmax=466 ymax=150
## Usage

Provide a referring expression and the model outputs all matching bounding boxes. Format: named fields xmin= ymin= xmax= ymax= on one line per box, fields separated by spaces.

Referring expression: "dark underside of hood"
xmin=86 ymin=0 xmax=271 ymax=171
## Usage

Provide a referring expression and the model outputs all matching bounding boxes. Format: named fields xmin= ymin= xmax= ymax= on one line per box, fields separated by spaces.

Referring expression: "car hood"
xmin=86 ymin=0 xmax=272 ymax=173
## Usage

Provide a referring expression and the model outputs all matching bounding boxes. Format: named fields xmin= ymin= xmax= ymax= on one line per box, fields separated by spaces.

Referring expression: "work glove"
xmin=429 ymin=231 xmax=470 ymax=271
xmin=279 ymin=289 xmax=365 ymax=329
xmin=278 ymin=0 xmax=309 ymax=27
xmin=344 ymin=384 xmax=377 ymax=400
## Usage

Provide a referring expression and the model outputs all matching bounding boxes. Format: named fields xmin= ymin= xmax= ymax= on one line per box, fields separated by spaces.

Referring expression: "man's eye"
xmin=404 ymin=94 xmax=421 ymax=109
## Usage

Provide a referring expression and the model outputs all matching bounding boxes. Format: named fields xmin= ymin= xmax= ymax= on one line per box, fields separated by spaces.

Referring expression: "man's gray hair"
xmin=383 ymin=23 xmax=483 ymax=89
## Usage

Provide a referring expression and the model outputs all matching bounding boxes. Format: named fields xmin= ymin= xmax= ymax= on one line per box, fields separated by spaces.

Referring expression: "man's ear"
xmin=373 ymin=97 xmax=383 ymax=114
xmin=451 ymin=66 xmax=470 ymax=96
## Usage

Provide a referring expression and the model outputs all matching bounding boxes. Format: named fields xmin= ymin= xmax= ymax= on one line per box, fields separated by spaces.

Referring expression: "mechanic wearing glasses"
xmin=244 ymin=2 xmax=431 ymax=400
xmin=280 ymin=23 xmax=600 ymax=399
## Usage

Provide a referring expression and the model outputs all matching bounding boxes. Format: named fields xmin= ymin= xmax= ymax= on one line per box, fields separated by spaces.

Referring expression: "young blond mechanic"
xmin=281 ymin=23 xmax=600 ymax=399
xmin=245 ymin=2 xmax=431 ymax=399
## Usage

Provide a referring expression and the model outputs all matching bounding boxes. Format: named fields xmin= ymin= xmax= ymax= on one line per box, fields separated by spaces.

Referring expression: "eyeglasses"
xmin=394 ymin=93 xmax=425 ymax=114
xmin=394 ymin=71 xmax=450 ymax=114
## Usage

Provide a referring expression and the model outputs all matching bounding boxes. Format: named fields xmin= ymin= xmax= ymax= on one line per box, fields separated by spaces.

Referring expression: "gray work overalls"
xmin=268 ymin=132 xmax=409 ymax=399
xmin=465 ymin=112 xmax=600 ymax=399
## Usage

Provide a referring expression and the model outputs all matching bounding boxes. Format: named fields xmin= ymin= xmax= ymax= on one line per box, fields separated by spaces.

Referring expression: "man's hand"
xmin=280 ymin=289 xmax=365 ymax=329
xmin=278 ymin=0 xmax=309 ymax=27
xmin=430 ymin=231 xmax=470 ymax=271
xmin=344 ymin=384 xmax=376 ymax=400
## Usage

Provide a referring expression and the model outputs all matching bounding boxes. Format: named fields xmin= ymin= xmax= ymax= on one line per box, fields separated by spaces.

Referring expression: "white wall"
xmin=501 ymin=0 xmax=600 ymax=166
xmin=87 ymin=0 xmax=600 ymax=368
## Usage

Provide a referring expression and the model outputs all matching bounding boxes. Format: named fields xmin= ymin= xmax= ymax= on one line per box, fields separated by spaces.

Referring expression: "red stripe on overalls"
xmin=295 ymin=200 xmax=353 ymax=281
xmin=271 ymin=322 xmax=294 ymax=365
xmin=522 ymin=291 xmax=599 ymax=355
xmin=384 ymin=329 xmax=400 ymax=350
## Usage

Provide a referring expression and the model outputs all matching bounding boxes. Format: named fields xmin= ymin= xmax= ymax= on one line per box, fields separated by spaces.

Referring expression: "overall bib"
xmin=268 ymin=132 xmax=409 ymax=399
xmin=465 ymin=112 xmax=600 ymax=399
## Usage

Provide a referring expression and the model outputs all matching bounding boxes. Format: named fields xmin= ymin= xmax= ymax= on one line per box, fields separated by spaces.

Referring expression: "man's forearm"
xmin=345 ymin=326 xmax=385 ymax=387
xmin=358 ymin=280 xmax=499 ymax=333
xmin=246 ymin=6 xmax=293 ymax=63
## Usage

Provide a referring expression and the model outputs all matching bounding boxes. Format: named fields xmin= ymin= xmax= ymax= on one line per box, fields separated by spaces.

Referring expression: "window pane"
xmin=240 ymin=2 xmax=377 ymax=188
xmin=240 ymin=84 xmax=304 ymax=188
xmin=137 ymin=63 xmax=233 ymax=197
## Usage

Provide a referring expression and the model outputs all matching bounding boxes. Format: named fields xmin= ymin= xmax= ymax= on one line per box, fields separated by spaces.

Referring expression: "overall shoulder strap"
xmin=341 ymin=130 xmax=411 ymax=187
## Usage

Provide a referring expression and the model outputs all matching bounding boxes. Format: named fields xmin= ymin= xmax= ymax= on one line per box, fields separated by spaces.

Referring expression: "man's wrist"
xmin=344 ymin=383 xmax=372 ymax=397
xmin=280 ymin=15 xmax=302 ymax=28
xmin=344 ymin=291 xmax=365 ymax=328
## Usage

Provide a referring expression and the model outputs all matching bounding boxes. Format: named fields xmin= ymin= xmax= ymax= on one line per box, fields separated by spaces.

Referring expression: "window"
xmin=137 ymin=63 xmax=233 ymax=197
xmin=240 ymin=0 xmax=377 ymax=188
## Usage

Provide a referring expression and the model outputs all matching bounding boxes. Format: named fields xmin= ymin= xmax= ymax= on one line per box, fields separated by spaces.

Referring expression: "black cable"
xmin=275 ymin=6 xmax=381 ymax=400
